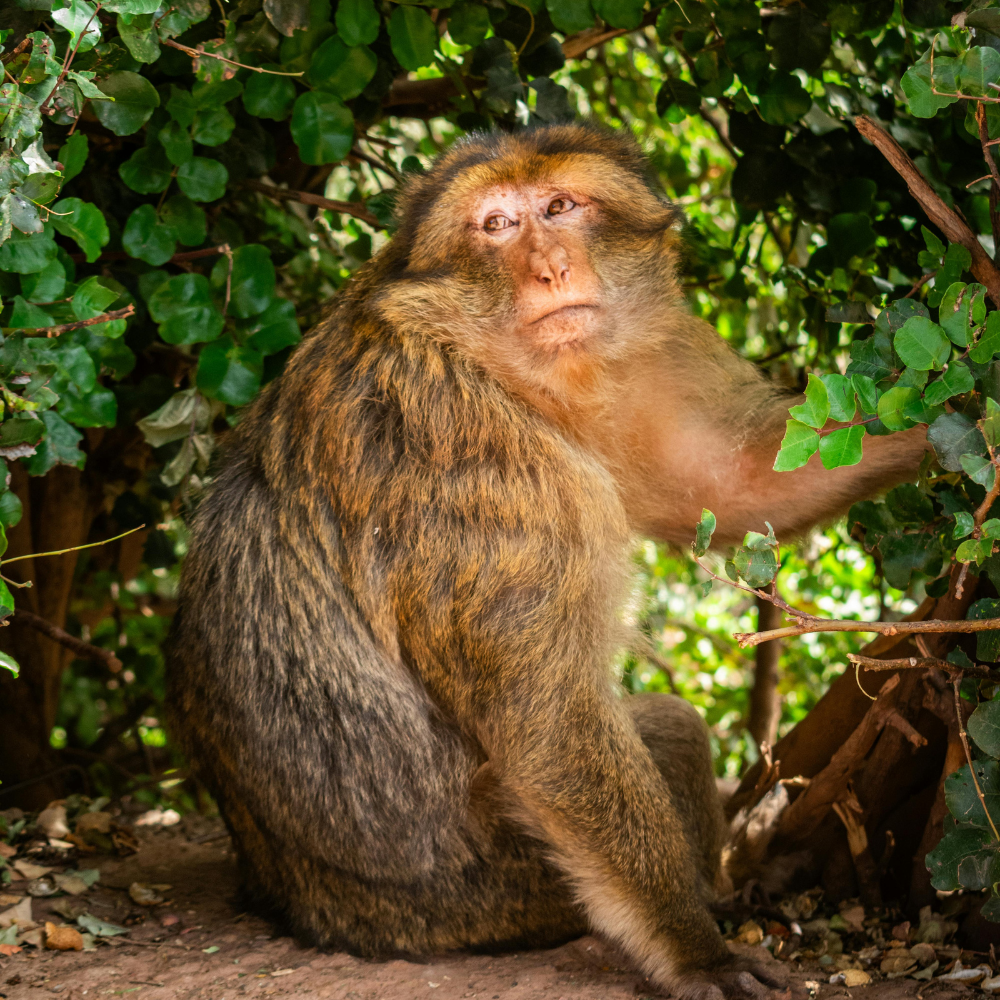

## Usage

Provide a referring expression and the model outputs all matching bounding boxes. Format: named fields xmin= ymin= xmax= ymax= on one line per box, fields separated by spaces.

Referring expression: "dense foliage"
xmin=6 ymin=0 xmax=1000 ymax=902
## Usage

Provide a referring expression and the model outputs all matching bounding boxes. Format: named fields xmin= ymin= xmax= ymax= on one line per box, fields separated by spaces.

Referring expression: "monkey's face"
xmin=377 ymin=126 xmax=683 ymax=401
xmin=469 ymin=180 xmax=603 ymax=352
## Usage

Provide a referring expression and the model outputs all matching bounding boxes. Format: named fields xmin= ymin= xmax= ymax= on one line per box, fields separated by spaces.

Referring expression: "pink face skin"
xmin=470 ymin=185 xmax=604 ymax=351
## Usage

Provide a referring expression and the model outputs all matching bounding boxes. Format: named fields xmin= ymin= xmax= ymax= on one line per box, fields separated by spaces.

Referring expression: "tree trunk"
xmin=747 ymin=596 xmax=782 ymax=749
xmin=0 ymin=462 xmax=97 ymax=808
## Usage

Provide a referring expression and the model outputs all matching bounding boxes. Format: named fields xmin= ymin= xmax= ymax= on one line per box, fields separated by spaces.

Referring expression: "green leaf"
xmin=118 ymin=145 xmax=174 ymax=193
xmin=92 ymin=71 xmax=160 ymax=136
xmin=336 ymin=0 xmax=381 ymax=46
xmin=166 ymin=85 xmax=197 ymax=127
xmin=0 ymin=650 xmax=18 ymax=676
xmin=924 ymin=362 xmax=975 ymax=406
xmin=894 ymin=316 xmax=951 ymax=370
xmin=290 ymin=91 xmax=355 ymax=165
xmin=158 ymin=120 xmax=193 ymax=165
xmin=773 ymin=419 xmax=819 ymax=471
xmin=929 ymin=411 xmax=987 ymax=472
xmin=851 ymin=373 xmax=880 ymax=414
xmin=758 ymin=71 xmax=811 ymax=126
xmin=733 ymin=522 xmax=779 ymax=588
xmin=961 ymin=452 xmax=997 ymax=490
xmin=160 ymin=194 xmax=206 ymax=247
xmin=148 ymin=273 xmax=224 ymax=345
xmin=176 ymin=157 xmax=228 ymax=202
xmin=876 ymin=385 xmax=920 ymax=431
xmin=901 ymin=53 xmax=958 ymax=117
xmin=49 ymin=199 xmax=108 ymax=263
xmin=693 ymin=508 xmax=716 ymax=557
xmin=940 ymin=281 xmax=972 ymax=346
xmin=592 ymin=0 xmax=644 ymax=29
xmin=388 ymin=5 xmax=439 ymax=70
xmin=546 ymin=0 xmax=594 ymax=31
xmin=58 ymin=133 xmax=89 ymax=184
xmin=971 ymin=311 xmax=1000 ymax=363
xmin=821 ymin=373 xmax=856 ymax=423
xmin=954 ymin=511 xmax=975 ymax=538
xmin=926 ymin=823 xmax=997 ymax=891
xmin=72 ymin=275 xmax=118 ymax=320
xmin=447 ymin=1 xmax=490 ymax=45
xmin=983 ymin=397 xmax=1000 ymax=448
xmin=819 ymin=425 xmax=865 ymax=469
xmin=957 ymin=45 xmax=1000 ymax=97
xmin=957 ymin=536 xmax=993 ymax=565
xmin=237 ymin=297 xmax=301 ymax=355
xmin=76 ymin=913 xmax=129 ymax=937
xmin=196 ymin=335 xmax=264 ymax=406
xmin=946 ymin=757 xmax=1000 ymax=831
xmin=0 ymin=232 xmax=56 ymax=274
xmin=191 ymin=107 xmax=235 ymax=146
xmin=52 ymin=0 xmax=102 ymax=52
xmin=9 ymin=296 xmax=53 ymax=330
xmin=970 ymin=700 xmax=1000 ymax=758
xmin=117 ymin=12 xmax=160 ymax=62
xmin=122 ymin=204 xmax=176 ymax=266
xmin=970 ymin=598 xmax=1000 ymax=662
xmin=24 ymin=410 xmax=85 ymax=475
xmin=0 ymin=84 xmax=41 ymax=141
xmin=307 ymin=36 xmax=377 ymax=100
xmin=788 ymin=373 xmax=830 ymax=429
xmin=212 ymin=244 xmax=275 ymax=318
xmin=241 ymin=72 xmax=297 ymax=121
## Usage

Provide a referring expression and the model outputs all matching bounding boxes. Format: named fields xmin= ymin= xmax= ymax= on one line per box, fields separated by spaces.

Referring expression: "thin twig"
xmin=69 ymin=244 xmax=231 ymax=265
xmin=3 ymin=305 xmax=135 ymax=338
xmin=244 ymin=181 xmax=380 ymax=227
xmin=1 ymin=524 xmax=144 ymax=566
xmin=848 ymin=652 xmax=999 ymax=678
xmin=737 ymin=615 xmax=1000 ymax=648
xmin=698 ymin=104 xmax=739 ymax=159
xmin=904 ymin=272 xmax=934 ymax=298
xmin=38 ymin=3 xmax=103 ymax=116
xmin=220 ymin=244 xmax=233 ymax=317
xmin=953 ymin=674 xmax=1000 ymax=841
xmin=161 ymin=37 xmax=304 ymax=75
xmin=349 ymin=146 xmax=400 ymax=181
xmin=14 ymin=608 xmax=122 ymax=671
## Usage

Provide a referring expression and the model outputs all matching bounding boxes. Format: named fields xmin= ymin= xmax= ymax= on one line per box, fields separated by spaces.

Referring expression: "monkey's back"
xmin=166 ymin=304 xmax=617 ymax=953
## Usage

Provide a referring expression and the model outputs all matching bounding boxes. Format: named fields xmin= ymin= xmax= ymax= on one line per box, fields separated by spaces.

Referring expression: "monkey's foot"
xmin=666 ymin=954 xmax=790 ymax=1000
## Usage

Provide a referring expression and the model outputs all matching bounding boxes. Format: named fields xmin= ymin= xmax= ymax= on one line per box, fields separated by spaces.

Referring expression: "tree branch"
xmin=244 ymin=181 xmax=380 ymax=227
xmin=736 ymin=614 xmax=1000 ymax=648
xmin=848 ymin=652 xmax=999 ymax=679
xmin=4 ymin=304 xmax=135 ymax=338
xmin=69 ymin=245 xmax=231 ymax=265
xmin=14 ymin=608 xmax=122 ymax=672
xmin=855 ymin=115 xmax=1000 ymax=305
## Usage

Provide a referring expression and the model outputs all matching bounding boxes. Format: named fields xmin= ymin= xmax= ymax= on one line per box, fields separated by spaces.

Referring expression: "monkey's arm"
xmin=615 ymin=330 xmax=931 ymax=548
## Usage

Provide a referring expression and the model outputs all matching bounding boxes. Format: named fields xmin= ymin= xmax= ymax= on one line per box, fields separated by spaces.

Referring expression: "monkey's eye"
xmin=484 ymin=215 xmax=514 ymax=232
xmin=547 ymin=198 xmax=576 ymax=216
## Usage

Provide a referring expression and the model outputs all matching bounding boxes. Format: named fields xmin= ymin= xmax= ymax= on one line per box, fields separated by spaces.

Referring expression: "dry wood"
xmin=244 ymin=181 xmax=380 ymax=227
xmin=855 ymin=115 xmax=1000 ymax=304
xmin=14 ymin=608 xmax=121 ymax=672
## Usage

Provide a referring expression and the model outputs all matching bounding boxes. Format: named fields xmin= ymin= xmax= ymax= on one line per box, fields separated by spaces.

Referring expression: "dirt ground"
xmin=0 ymin=823 xmax=979 ymax=1000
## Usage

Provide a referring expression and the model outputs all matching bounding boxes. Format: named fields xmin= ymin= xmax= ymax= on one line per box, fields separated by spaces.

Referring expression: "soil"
xmin=0 ymin=824 xmax=976 ymax=1000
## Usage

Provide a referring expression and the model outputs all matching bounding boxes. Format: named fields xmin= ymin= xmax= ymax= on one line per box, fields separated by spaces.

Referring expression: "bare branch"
xmin=855 ymin=114 xmax=1000 ymax=305
xmin=953 ymin=674 xmax=1000 ymax=841
xmin=848 ymin=652 xmax=998 ymax=679
xmin=736 ymin=614 xmax=1000 ymax=648
xmin=14 ymin=608 xmax=122 ymax=672
xmin=244 ymin=181 xmax=381 ymax=227
xmin=4 ymin=304 xmax=135 ymax=338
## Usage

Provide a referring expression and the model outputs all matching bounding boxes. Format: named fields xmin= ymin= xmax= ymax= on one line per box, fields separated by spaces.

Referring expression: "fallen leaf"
xmin=911 ymin=961 xmax=939 ymax=981
xmin=0 ymin=943 xmax=20 ymax=955
xmin=11 ymin=860 xmax=52 ymax=880
xmin=26 ymin=875 xmax=58 ymax=897
xmin=75 ymin=812 xmax=112 ymax=836
xmin=271 ymin=969 xmax=294 ymax=976
xmin=983 ymin=973 xmax=1000 ymax=993
xmin=843 ymin=970 xmax=871 ymax=987
xmin=839 ymin=905 xmax=865 ymax=933
xmin=881 ymin=950 xmax=917 ymax=977
xmin=940 ymin=961 xmax=991 ymax=983
xmin=203 ymin=945 xmax=220 ymax=953
xmin=891 ymin=921 xmax=911 ymax=941
xmin=734 ymin=920 xmax=764 ymax=945
xmin=44 ymin=921 xmax=83 ymax=951
xmin=129 ymin=882 xmax=168 ymax=906
xmin=161 ymin=913 xmax=180 ymax=926
xmin=0 ymin=894 xmax=23 ymax=906
xmin=37 ymin=805 xmax=69 ymax=840
xmin=53 ymin=874 xmax=90 ymax=896
xmin=0 ymin=897 xmax=32 ymax=928
xmin=0 ymin=843 xmax=15 ymax=859
xmin=50 ymin=897 xmax=88 ymax=921
xmin=76 ymin=912 xmax=129 ymax=937
xmin=910 ymin=942 xmax=936 ymax=966
xmin=17 ymin=927 xmax=44 ymax=948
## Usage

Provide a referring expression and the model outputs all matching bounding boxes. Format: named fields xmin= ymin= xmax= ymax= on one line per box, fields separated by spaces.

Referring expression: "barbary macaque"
xmin=168 ymin=124 xmax=928 ymax=999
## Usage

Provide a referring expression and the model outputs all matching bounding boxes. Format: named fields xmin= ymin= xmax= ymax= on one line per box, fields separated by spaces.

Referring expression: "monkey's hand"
xmin=666 ymin=952 xmax=790 ymax=1000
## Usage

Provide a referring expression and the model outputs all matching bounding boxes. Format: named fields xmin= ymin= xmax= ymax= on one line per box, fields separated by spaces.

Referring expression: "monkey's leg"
xmin=627 ymin=692 xmax=726 ymax=892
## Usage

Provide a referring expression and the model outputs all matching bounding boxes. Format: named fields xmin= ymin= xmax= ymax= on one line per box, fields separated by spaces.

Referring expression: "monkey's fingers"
xmin=666 ymin=956 xmax=789 ymax=1000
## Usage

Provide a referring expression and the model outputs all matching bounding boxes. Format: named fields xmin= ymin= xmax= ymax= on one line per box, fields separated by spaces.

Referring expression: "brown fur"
xmin=168 ymin=123 xmax=925 ymax=999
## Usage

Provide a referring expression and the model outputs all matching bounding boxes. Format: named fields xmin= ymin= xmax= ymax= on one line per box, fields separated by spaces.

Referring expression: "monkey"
xmin=166 ymin=123 xmax=929 ymax=1000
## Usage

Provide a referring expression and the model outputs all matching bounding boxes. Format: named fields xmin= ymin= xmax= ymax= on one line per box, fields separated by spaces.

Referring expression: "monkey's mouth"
xmin=528 ymin=303 xmax=599 ymax=325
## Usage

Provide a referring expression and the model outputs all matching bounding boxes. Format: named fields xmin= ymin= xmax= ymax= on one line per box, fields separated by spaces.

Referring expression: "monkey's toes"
xmin=668 ymin=956 xmax=789 ymax=1000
